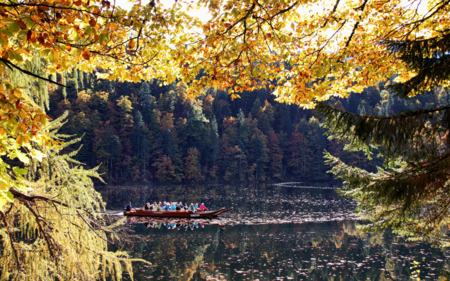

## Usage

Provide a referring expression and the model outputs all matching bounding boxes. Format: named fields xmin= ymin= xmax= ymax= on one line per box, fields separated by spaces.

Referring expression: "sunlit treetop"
xmin=0 ymin=0 xmax=200 ymax=84
xmin=0 ymin=0 xmax=203 ymax=152
xmin=2 ymin=0 xmax=448 ymax=107
xmin=173 ymin=0 xmax=449 ymax=107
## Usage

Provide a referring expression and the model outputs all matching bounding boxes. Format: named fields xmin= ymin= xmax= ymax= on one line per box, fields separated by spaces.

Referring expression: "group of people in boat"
xmin=124 ymin=201 xmax=208 ymax=212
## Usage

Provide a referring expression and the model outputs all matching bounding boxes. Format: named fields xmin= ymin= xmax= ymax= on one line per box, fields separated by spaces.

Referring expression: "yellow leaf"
xmin=52 ymin=50 xmax=59 ymax=60
xmin=0 ymin=178 xmax=9 ymax=191
xmin=109 ymin=23 xmax=119 ymax=31
xmin=16 ymin=135 xmax=23 ymax=146
xmin=13 ymin=89 xmax=22 ymax=98
xmin=15 ymin=48 xmax=28 ymax=54
xmin=14 ymin=148 xmax=30 ymax=164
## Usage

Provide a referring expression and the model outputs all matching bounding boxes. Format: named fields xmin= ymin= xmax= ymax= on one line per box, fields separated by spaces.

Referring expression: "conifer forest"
xmin=49 ymin=74 xmax=450 ymax=185
xmin=1 ymin=0 xmax=450 ymax=280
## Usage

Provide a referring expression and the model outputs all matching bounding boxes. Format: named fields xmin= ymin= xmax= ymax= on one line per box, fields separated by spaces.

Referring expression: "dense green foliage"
xmin=48 ymin=73 xmax=449 ymax=185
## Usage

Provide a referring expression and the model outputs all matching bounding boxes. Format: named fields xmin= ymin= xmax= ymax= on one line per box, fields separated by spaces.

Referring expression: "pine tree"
xmin=116 ymin=96 xmax=134 ymax=138
xmin=72 ymin=112 xmax=93 ymax=164
xmin=158 ymin=90 xmax=176 ymax=113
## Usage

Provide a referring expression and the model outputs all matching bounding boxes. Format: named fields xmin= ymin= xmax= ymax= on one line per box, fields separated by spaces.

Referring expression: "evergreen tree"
xmin=268 ymin=131 xmax=283 ymax=179
xmin=251 ymin=97 xmax=262 ymax=117
xmin=287 ymin=129 xmax=310 ymax=180
xmin=94 ymin=123 xmax=122 ymax=182
xmin=306 ymin=117 xmax=328 ymax=182
xmin=186 ymin=100 xmax=209 ymax=148
xmin=210 ymin=116 xmax=220 ymax=166
xmin=147 ymin=109 xmax=162 ymax=161
xmin=132 ymin=111 xmax=150 ymax=180
xmin=316 ymin=32 xmax=450 ymax=242
xmin=184 ymin=148 xmax=202 ymax=181
xmin=138 ymin=82 xmax=156 ymax=124
xmin=251 ymin=129 xmax=269 ymax=181
xmin=220 ymin=117 xmax=239 ymax=179
xmin=237 ymin=109 xmax=251 ymax=179
xmin=90 ymin=91 xmax=109 ymax=117
xmin=158 ymin=90 xmax=176 ymax=113
xmin=257 ymin=100 xmax=275 ymax=135
xmin=73 ymin=112 xmax=93 ymax=164
xmin=277 ymin=103 xmax=293 ymax=135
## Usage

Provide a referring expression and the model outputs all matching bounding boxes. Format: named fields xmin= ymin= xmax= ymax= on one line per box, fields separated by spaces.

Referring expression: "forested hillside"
xmin=48 ymin=72 xmax=449 ymax=184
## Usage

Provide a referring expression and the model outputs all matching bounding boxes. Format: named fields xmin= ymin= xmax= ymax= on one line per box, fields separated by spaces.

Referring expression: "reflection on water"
xmin=125 ymin=217 xmax=227 ymax=230
xmin=117 ymin=222 xmax=449 ymax=281
xmin=98 ymin=183 xmax=358 ymax=224
xmin=96 ymin=183 xmax=450 ymax=280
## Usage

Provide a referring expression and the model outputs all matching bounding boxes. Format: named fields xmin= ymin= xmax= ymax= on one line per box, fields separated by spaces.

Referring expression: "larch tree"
xmin=0 ymin=0 xmax=197 ymax=277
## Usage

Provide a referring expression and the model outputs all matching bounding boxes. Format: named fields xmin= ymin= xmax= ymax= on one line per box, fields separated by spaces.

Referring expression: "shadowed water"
xmin=96 ymin=183 xmax=450 ymax=280
xmin=98 ymin=182 xmax=357 ymax=225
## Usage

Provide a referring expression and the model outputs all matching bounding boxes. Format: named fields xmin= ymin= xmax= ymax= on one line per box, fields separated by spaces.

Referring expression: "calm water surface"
xmin=96 ymin=182 xmax=450 ymax=281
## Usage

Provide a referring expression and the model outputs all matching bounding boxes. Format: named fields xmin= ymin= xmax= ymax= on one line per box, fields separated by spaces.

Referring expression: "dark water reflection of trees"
xmin=97 ymin=183 xmax=357 ymax=224
xmin=97 ymin=183 xmax=450 ymax=280
xmin=116 ymin=222 xmax=449 ymax=281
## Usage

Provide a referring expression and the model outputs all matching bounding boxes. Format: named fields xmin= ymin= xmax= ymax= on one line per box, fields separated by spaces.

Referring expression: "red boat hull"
xmin=123 ymin=207 xmax=232 ymax=218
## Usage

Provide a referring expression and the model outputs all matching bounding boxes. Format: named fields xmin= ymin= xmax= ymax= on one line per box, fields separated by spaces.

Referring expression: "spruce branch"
xmin=315 ymin=102 xmax=450 ymax=163
xmin=385 ymin=31 xmax=450 ymax=97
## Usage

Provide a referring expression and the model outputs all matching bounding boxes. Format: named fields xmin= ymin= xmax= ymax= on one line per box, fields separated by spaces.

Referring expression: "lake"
xmin=96 ymin=182 xmax=450 ymax=280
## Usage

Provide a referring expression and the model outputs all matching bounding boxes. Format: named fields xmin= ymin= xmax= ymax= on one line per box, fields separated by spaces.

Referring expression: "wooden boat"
xmin=123 ymin=207 xmax=233 ymax=218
